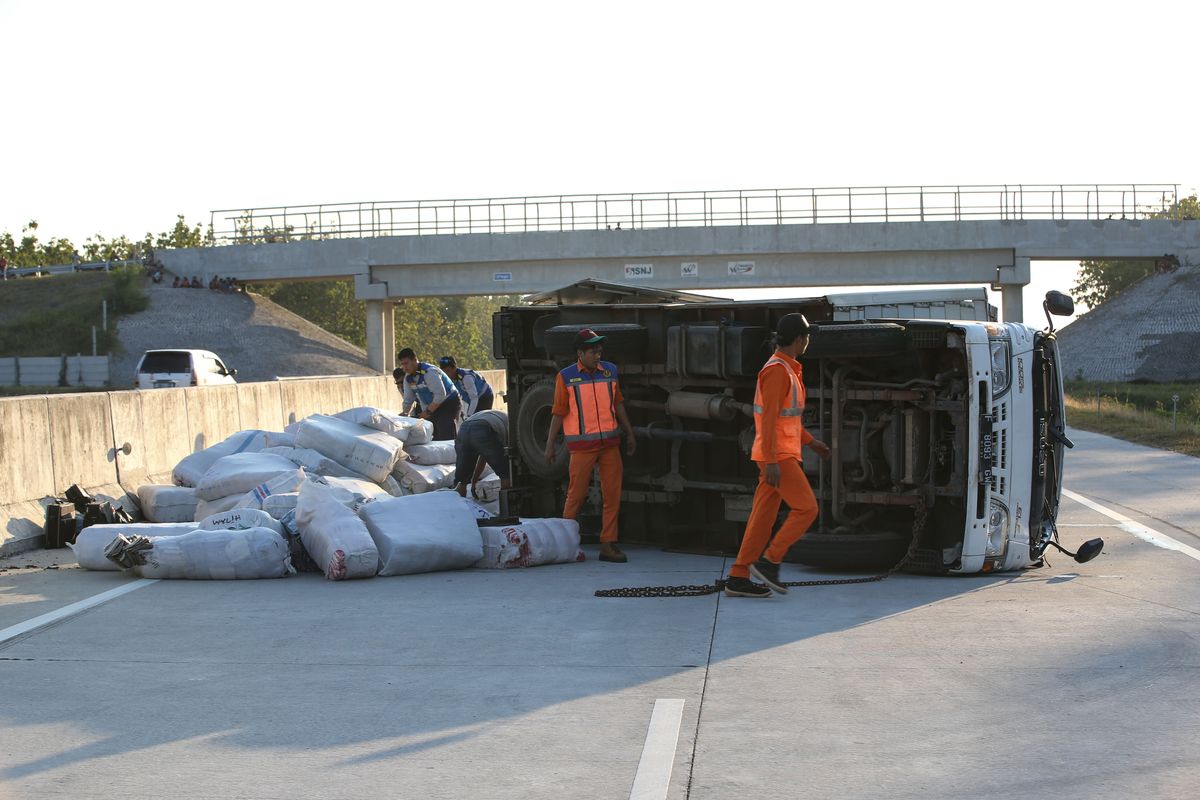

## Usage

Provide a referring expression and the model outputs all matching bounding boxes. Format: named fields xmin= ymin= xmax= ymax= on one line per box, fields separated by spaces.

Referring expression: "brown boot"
xmin=598 ymin=543 xmax=628 ymax=563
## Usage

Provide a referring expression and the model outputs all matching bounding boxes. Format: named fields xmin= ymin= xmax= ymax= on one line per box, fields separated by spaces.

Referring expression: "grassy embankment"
xmin=0 ymin=269 xmax=147 ymax=395
xmin=1064 ymin=380 xmax=1200 ymax=458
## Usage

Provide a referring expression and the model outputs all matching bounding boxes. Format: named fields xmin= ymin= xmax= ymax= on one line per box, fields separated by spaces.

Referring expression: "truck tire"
xmin=783 ymin=531 xmax=911 ymax=571
xmin=515 ymin=380 xmax=570 ymax=480
xmin=805 ymin=323 xmax=907 ymax=359
xmin=543 ymin=323 xmax=648 ymax=362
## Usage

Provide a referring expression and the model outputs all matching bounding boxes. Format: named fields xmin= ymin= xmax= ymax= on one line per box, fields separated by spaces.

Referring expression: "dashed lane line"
xmin=630 ymin=698 xmax=685 ymax=800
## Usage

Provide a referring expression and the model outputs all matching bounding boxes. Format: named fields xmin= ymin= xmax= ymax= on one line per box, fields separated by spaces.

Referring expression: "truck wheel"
xmin=783 ymin=531 xmax=911 ymax=571
xmin=804 ymin=323 xmax=907 ymax=359
xmin=515 ymin=380 xmax=570 ymax=480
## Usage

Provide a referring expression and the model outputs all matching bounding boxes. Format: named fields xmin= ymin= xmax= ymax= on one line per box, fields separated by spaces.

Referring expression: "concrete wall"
xmin=0 ymin=356 xmax=109 ymax=387
xmin=1 ymin=372 xmax=478 ymax=557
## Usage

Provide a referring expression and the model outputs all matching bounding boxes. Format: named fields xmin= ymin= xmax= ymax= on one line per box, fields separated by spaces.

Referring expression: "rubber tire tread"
xmin=514 ymin=379 xmax=571 ymax=480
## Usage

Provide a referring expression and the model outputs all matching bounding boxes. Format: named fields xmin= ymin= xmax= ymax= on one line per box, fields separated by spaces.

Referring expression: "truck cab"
xmin=495 ymin=281 xmax=1072 ymax=574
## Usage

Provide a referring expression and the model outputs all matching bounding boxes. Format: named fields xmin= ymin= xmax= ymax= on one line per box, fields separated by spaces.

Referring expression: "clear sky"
xmin=2 ymin=0 xmax=1195 ymax=325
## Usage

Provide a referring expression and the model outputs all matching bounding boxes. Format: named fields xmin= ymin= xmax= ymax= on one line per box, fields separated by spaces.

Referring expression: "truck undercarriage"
xmin=498 ymin=293 xmax=986 ymax=572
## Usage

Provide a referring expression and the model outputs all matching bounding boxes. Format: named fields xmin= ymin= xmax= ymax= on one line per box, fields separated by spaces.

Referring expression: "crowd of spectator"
xmin=171 ymin=274 xmax=239 ymax=292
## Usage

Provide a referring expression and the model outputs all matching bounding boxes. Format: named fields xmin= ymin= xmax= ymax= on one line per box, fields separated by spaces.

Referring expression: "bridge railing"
xmin=210 ymin=183 xmax=1180 ymax=244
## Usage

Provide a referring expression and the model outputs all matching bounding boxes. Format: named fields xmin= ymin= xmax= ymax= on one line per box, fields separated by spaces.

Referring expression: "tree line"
xmin=0 ymin=216 xmax=209 ymax=267
xmin=253 ymin=281 xmax=521 ymax=369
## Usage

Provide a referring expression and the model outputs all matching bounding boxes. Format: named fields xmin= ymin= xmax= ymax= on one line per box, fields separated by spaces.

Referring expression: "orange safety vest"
xmin=750 ymin=355 xmax=806 ymax=462
xmin=561 ymin=361 xmax=621 ymax=451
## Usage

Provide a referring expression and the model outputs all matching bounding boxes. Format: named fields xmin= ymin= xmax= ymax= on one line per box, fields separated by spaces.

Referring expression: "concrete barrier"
xmin=236 ymin=381 xmax=286 ymax=433
xmin=184 ymin=385 xmax=242 ymax=454
xmin=17 ymin=358 xmax=61 ymax=386
xmin=0 ymin=369 xmax=508 ymax=557
xmin=0 ymin=397 xmax=56 ymax=550
xmin=278 ymin=379 xmax=355 ymax=425
xmin=1 ymin=355 xmax=110 ymax=387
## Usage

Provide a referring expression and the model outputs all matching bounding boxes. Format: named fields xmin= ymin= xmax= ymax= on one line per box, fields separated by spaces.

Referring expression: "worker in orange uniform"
xmin=544 ymin=329 xmax=637 ymax=563
xmin=725 ymin=313 xmax=831 ymax=597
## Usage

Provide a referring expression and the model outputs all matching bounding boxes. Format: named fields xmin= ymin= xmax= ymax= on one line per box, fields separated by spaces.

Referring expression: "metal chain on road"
xmin=594 ymin=497 xmax=928 ymax=598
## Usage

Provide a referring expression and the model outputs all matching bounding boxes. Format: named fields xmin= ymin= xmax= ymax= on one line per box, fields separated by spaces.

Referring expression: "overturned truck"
xmin=496 ymin=281 xmax=1079 ymax=574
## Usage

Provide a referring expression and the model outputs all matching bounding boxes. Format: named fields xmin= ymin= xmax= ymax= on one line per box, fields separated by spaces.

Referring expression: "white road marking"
xmin=630 ymin=698 xmax=685 ymax=800
xmin=0 ymin=579 xmax=159 ymax=645
xmin=1062 ymin=489 xmax=1200 ymax=563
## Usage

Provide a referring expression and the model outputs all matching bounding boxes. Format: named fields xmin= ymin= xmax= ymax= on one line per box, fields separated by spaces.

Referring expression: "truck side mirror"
xmin=1044 ymin=291 xmax=1074 ymax=317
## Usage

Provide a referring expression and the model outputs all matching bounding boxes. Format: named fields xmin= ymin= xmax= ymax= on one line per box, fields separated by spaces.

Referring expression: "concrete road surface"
xmin=1 ymin=427 xmax=1197 ymax=799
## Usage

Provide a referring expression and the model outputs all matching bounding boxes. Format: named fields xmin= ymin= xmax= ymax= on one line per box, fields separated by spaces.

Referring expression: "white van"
xmin=134 ymin=349 xmax=237 ymax=389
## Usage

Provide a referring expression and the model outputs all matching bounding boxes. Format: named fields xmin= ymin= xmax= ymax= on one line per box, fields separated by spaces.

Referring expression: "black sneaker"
xmin=750 ymin=559 xmax=788 ymax=595
xmin=723 ymin=576 xmax=772 ymax=598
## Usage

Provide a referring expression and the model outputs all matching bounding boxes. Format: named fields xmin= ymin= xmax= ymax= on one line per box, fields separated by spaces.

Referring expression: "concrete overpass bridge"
xmin=158 ymin=184 xmax=1200 ymax=371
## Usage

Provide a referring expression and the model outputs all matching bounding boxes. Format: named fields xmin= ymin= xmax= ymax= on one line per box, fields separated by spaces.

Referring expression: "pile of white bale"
xmin=68 ymin=406 xmax=583 ymax=580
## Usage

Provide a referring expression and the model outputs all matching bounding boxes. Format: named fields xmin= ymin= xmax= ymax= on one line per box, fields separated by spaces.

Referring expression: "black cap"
xmin=776 ymin=313 xmax=811 ymax=346
xmin=439 ymin=355 xmax=456 ymax=368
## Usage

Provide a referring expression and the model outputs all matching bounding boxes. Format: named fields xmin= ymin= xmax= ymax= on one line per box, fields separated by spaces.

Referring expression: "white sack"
xmin=334 ymin=407 xmax=433 ymax=445
xmin=130 ymin=527 xmax=292 ymax=580
xmin=69 ymin=522 xmax=198 ymax=571
xmin=261 ymin=446 xmax=367 ymax=480
xmin=263 ymin=431 xmax=296 ymax=448
xmin=137 ymin=485 xmax=199 ymax=523
xmin=294 ymin=479 xmax=378 ymax=580
xmin=476 ymin=518 xmax=584 ymax=569
xmin=392 ymin=460 xmax=456 ymax=495
xmin=193 ymin=493 xmax=243 ymax=520
xmin=197 ymin=507 xmax=285 ymax=537
xmin=230 ymin=468 xmax=308 ymax=511
xmin=404 ymin=440 xmax=458 ymax=466
xmin=318 ymin=475 xmax=391 ymax=507
xmin=358 ymin=492 xmax=483 ymax=576
xmin=463 ymin=498 xmax=495 ymax=519
xmin=471 ymin=469 xmax=502 ymax=502
xmin=173 ymin=430 xmax=266 ymax=487
xmin=295 ymin=414 xmax=403 ymax=483
xmin=194 ymin=452 xmax=299 ymax=501
xmin=262 ymin=492 xmax=300 ymax=519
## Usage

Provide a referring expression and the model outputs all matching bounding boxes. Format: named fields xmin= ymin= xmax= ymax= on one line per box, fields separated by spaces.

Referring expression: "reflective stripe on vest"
xmin=750 ymin=355 xmax=806 ymax=462
xmin=561 ymin=362 xmax=620 ymax=443
xmin=406 ymin=362 xmax=459 ymax=407
xmin=752 ymin=358 xmax=803 ymax=417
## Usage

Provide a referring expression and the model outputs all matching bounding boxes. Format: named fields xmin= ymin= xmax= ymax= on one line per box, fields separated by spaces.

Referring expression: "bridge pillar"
xmin=365 ymin=300 xmax=396 ymax=373
xmin=1001 ymin=285 xmax=1024 ymax=323
xmin=996 ymin=256 xmax=1031 ymax=323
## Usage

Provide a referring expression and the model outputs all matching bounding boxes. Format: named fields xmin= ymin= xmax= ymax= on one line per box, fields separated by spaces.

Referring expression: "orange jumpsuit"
xmin=552 ymin=362 xmax=625 ymax=543
xmin=730 ymin=350 xmax=818 ymax=578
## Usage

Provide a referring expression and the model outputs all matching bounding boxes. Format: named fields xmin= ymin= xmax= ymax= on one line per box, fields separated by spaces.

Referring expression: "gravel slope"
xmin=111 ymin=279 xmax=378 ymax=384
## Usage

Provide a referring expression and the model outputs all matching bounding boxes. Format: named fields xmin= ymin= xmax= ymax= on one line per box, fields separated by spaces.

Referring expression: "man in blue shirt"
xmin=439 ymin=355 xmax=495 ymax=417
xmin=394 ymin=348 xmax=462 ymax=441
